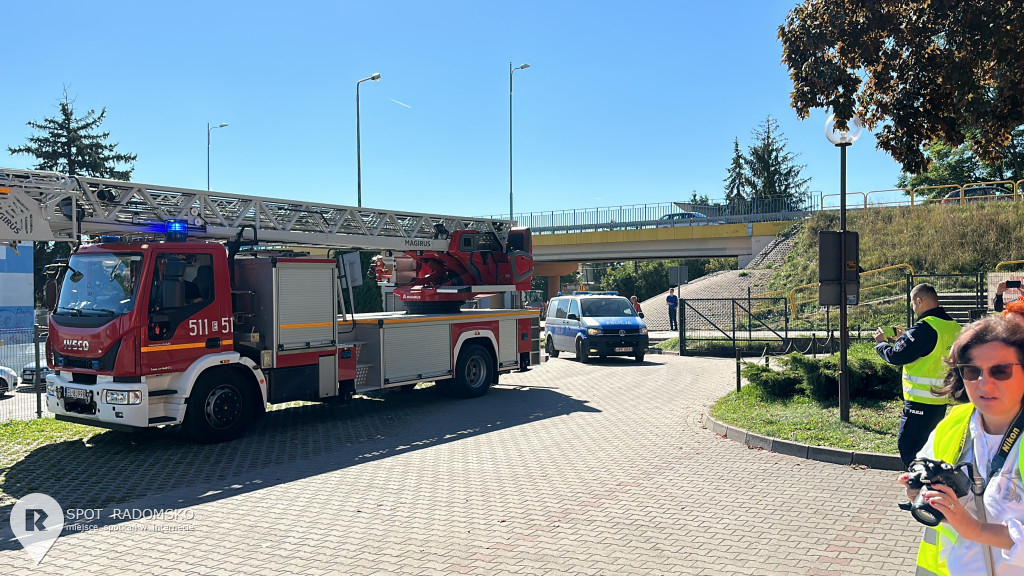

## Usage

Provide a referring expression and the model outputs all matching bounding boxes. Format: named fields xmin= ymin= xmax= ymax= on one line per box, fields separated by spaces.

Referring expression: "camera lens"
xmin=911 ymin=505 xmax=943 ymax=527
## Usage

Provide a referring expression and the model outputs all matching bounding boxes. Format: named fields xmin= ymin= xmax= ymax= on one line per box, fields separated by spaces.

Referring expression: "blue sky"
xmin=1 ymin=0 xmax=904 ymax=219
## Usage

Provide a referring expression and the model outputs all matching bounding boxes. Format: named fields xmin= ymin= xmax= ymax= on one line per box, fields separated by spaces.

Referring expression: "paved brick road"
xmin=0 ymin=354 xmax=919 ymax=575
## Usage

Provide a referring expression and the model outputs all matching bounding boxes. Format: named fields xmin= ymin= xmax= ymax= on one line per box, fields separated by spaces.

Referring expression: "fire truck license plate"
xmin=615 ymin=347 xmax=632 ymax=353
xmin=64 ymin=388 xmax=90 ymax=401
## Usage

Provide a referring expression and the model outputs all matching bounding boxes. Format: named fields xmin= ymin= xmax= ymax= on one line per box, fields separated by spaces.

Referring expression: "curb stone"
xmin=702 ymin=412 xmax=904 ymax=471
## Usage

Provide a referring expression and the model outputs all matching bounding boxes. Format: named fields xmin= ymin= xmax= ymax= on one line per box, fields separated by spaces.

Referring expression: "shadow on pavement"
xmin=0 ymin=384 xmax=597 ymax=544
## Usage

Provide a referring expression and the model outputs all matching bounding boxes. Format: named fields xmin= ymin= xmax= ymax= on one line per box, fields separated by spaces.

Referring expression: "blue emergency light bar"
xmin=165 ymin=220 xmax=189 ymax=242
xmin=572 ymin=291 xmax=619 ymax=295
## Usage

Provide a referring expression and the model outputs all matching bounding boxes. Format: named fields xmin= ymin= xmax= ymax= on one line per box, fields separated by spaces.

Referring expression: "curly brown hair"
xmin=933 ymin=316 xmax=1024 ymax=402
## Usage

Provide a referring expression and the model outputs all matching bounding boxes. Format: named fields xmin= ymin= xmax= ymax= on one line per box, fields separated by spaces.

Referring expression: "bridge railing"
xmin=503 ymin=192 xmax=816 ymax=234
xmin=510 ymin=179 xmax=1024 ymax=235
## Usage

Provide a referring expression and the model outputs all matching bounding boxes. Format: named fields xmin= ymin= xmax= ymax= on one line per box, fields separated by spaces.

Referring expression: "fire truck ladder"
xmin=0 ymin=169 xmax=514 ymax=251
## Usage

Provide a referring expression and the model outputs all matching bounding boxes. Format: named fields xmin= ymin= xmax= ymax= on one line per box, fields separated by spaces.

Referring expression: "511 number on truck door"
xmin=189 ymin=317 xmax=232 ymax=336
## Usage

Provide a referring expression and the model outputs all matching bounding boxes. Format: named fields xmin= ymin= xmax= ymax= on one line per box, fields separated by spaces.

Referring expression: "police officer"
xmin=874 ymin=283 xmax=962 ymax=469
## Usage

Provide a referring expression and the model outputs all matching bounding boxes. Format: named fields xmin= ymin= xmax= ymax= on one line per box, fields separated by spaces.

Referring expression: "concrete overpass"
xmin=530 ymin=220 xmax=794 ymax=298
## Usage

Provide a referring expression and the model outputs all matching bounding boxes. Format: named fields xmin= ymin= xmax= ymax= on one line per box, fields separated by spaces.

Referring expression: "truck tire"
xmin=449 ymin=344 xmax=492 ymax=398
xmin=576 ymin=339 xmax=590 ymax=363
xmin=183 ymin=372 xmax=253 ymax=443
xmin=634 ymin=352 xmax=645 ymax=363
xmin=0 ymin=377 xmax=7 ymax=397
xmin=546 ymin=337 xmax=559 ymax=358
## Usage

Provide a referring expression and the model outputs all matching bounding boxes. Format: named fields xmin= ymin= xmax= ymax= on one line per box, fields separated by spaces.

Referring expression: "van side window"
xmin=567 ymin=299 xmax=580 ymax=318
xmin=554 ymin=299 xmax=569 ymax=319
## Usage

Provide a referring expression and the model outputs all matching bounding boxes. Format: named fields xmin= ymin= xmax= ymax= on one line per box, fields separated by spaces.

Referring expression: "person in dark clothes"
xmin=873 ymin=283 xmax=962 ymax=469
xmin=666 ymin=288 xmax=678 ymax=331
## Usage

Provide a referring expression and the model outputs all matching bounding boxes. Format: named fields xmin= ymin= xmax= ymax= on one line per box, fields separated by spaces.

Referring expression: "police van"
xmin=544 ymin=292 xmax=649 ymax=363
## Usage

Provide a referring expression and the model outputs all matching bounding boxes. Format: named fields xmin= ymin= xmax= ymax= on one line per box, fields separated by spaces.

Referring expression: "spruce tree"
xmin=743 ymin=116 xmax=809 ymax=211
xmin=8 ymin=90 xmax=137 ymax=179
xmin=8 ymin=90 xmax=137 ymax=306
xmin=723 ymin=138 xmax=747 ymax=212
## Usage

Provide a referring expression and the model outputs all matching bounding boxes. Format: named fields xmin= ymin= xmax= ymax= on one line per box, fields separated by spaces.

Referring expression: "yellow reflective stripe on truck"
xmin=141 ymin=340 xmax=233 ymax=353
xmin=279 ymin=322 xmax=334 ymax=330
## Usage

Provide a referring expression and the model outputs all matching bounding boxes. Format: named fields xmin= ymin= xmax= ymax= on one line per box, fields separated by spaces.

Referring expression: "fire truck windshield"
xmin=56 ymin=253 xmax=143 ymax=317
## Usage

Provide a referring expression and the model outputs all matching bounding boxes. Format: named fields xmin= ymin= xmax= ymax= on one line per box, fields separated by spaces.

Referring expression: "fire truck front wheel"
xmin=449 ymin=344 xmax=493 ymax=399
xmin=183 ymin=372 xmax=254 ymax=443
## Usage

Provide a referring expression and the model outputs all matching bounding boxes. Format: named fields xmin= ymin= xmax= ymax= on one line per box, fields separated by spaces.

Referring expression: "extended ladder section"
xmin=0 ymin=169 xmax=513 ymax=251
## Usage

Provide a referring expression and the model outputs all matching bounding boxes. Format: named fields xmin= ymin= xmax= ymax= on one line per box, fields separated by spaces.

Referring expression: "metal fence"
xmin=676 ymin=272 xmax=990 ymax=357
xmin=678 ymin=295 xmax=899 ymax=357
xmin=495 ymin=193 xmax=816 ymax=234
xmin=499 ymin=178 xmax=1024 ymax=235
xmin=0 ymin=326 xmax=48 ymax=423
xmin=679 ymin=296 xmax=793 ymax=354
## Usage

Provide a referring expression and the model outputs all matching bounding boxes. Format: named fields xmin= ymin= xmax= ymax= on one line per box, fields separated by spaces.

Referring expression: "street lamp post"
xmin=825 ymin=114 xmax=863 ymax=423
xmin=510 ymin=62 xmax=530 ymax=221
xmin=207 ymin=122 xmax=228 ymax=191
xmin=356 ymin=73 xmax=382 ymax=207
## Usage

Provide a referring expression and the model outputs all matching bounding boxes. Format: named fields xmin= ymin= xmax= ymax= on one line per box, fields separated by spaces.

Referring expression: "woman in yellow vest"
xmin=901 ymin=316 xmax=1024 ymax=575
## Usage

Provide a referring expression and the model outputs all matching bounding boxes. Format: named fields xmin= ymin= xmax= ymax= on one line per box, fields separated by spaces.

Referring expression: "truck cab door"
xmin=142 ymin=251 xmax=231 ymax=375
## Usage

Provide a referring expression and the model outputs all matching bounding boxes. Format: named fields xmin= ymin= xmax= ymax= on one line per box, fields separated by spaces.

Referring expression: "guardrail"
xmin=500 ymin=193 xmax=815 ymax=234
xmin=504 ymin=178 xmax=1024 ymax=235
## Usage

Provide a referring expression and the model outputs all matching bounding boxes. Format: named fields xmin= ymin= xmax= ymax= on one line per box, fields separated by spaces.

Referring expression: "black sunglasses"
xmin=955 ymin=363 xmax=1023 ymax=382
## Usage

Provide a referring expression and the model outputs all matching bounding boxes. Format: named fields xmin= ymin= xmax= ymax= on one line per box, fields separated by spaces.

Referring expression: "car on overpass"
xmin=940 ymin=185 xmax=1014 ymax=204
xmin=656 ymin=211 xmax=718 ymax=227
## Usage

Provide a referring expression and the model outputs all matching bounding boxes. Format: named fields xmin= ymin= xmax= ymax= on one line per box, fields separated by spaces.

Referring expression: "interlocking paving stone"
xmin=0 ymin=355 xmax=918 ymax=574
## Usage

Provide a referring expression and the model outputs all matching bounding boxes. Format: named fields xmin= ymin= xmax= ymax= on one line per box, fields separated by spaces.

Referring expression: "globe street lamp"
xmin=825 ymin=113 xmax=863 ymax=423
xmin=357 ymin=73 xmax=382 ymax=207
xmin=510 ymin=62 xmax=530 ymax=221
xmin=207 ymin=122 xmax=228 ymax=191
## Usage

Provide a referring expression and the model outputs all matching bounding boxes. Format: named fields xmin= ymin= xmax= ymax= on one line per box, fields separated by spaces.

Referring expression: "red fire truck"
xmin=0 ymin=169 xmax=536 ymax=442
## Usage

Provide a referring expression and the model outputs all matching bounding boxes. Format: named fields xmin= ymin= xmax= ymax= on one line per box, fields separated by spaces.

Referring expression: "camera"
xmin=1008 ymin=280 xmax=1021 ymax=289
xmin=898 ymin=458 xmax=974 ymax=526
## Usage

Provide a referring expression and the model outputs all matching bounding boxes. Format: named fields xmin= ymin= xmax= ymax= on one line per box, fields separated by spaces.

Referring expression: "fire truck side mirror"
xmin=45 ymin=279 xmax=58 ymax=311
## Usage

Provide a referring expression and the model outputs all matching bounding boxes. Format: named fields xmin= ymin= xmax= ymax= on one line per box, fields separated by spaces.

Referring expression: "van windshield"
xmin=580 ymin=298 xmax=636 ymax=318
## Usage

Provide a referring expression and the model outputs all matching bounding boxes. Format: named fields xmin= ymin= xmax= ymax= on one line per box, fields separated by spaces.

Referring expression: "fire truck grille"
xmin=61 ymin=356 xmax=96 ymax=369
xmin=55 ymin=340 xmax=121 ymax=372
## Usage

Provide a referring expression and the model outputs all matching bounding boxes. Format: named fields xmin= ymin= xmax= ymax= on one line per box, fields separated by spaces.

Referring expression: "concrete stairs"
xmin=937 ymin=292 xmax=987 ymax=324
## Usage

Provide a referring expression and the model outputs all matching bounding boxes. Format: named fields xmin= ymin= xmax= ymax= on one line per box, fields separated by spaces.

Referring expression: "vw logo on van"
xmin=619 ymin=330 xmax=625 ymax=336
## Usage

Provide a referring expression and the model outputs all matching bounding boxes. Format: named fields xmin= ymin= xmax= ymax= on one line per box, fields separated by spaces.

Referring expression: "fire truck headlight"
xmin=46 ymin=381 xmax=56 ymax=396
xmin=104 ymin=390 xmax=143 ymax=405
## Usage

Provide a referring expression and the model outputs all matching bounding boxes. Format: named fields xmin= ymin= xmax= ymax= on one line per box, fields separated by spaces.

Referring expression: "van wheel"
xmin=183 ymin=372 xmax=253 ymax=443
xmin=635 ymin=352 xmax=645 ymax=363
xmin=576 ymin=340 xmax=590 ymax=363
xmin=546 ymin=337 xmax=559 ymax=358
xmin=449 ymin=344 xmax=492 ymax=398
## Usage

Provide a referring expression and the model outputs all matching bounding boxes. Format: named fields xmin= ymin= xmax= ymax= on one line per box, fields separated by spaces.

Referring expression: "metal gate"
xmin=907 ymin=273 xmax=986 ymax=326
xmin=679 ymin=296 xmax=790 ymax=354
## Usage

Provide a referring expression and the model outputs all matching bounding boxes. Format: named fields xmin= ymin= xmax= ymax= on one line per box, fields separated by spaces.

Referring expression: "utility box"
xmin=818 ymin=231 xmax=859 ymax=306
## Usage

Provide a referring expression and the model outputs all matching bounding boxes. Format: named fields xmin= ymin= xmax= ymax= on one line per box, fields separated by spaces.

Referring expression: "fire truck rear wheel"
xmin=183 ymin=373 xmax=253 ymax=443
xmin=450 ymin=344 xmax=492 ymax=399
